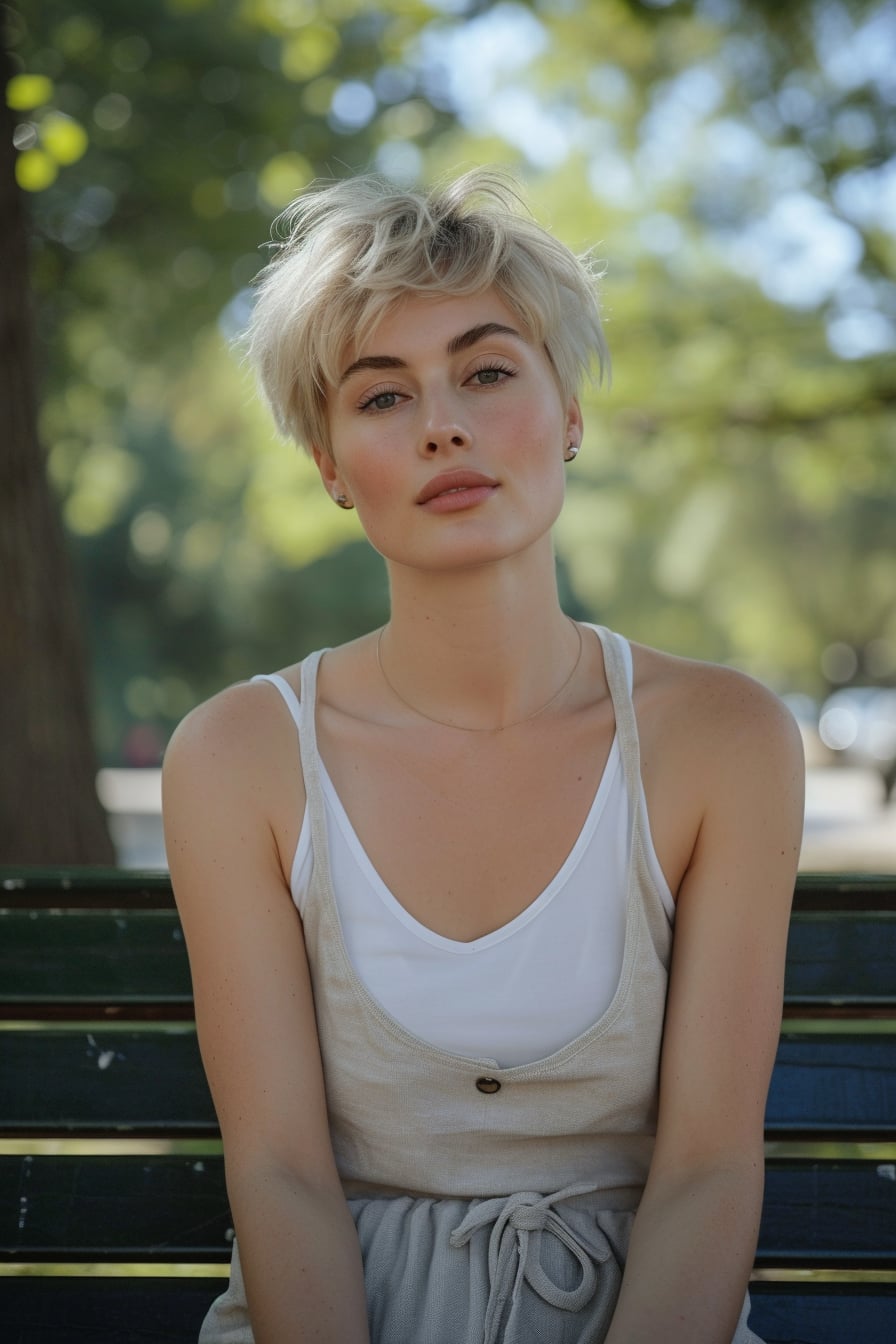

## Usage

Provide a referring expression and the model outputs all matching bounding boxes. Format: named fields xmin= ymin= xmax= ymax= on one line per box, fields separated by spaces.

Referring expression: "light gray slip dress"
xmin=199 ymin=626 xmax=762 ymax=1344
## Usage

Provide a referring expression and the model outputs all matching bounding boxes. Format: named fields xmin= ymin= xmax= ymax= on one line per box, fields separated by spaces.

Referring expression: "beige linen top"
xmin=296 ymin=624 xmax=673 ymax=1208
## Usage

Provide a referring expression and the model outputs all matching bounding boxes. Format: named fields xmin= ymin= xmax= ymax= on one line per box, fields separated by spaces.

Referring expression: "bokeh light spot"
xmin=821 ymin=642 xmax=859 ymax=684
xmin=281 ymin=24 xmax=340 ymax=81
xmin=93 ymin=93 xmax=132 ymax=132
xmin=330 ymin=81 xmax=376 ymax=132
xmin=258 ymin=152 xmax=313 ymax=209
xmin=13 ymin=122 xmax=39 ymax=150
xmin=6 ymin=73 xmax=54 ymax=110
xmin=15 ymin=148 xmax=57 ymax=191
xmin=41 ymin=112 xmax=89 ymax=164
xmin=130 ymin=510 xmax=173 ymax=562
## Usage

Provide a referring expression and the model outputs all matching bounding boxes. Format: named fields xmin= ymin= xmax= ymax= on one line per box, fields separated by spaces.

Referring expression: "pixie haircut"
xmin=246 ymin=168 xmax=609 ymax=456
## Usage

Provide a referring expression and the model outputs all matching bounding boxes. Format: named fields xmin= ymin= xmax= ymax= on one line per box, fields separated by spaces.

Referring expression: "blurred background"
xmin=3 ymin=0 xmax=895 ymax=870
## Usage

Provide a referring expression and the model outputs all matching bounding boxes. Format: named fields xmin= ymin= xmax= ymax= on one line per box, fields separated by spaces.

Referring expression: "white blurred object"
xmin=96 ymin=768 xmax=167 ymax=869
xmin=818 ymin=688 xmax=896 ymax=801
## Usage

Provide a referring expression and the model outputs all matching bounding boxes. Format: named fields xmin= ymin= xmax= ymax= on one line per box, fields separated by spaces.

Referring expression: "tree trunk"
xmin=0 ymin=31 xmax=114 ymax=864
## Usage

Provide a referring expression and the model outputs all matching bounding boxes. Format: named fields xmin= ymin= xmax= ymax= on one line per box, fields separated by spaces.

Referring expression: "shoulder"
xmin=626 ymin=640 xmax=804 ymax=885
xmin=631 ymin=639 xmax=803 ymax=771
xmin=162 ymin=670 xmax=308 ymax=835
xmin=165 ymin=677 xmax=291 ymax=777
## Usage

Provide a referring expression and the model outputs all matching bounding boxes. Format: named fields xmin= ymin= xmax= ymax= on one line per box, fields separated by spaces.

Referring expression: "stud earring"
xmin=564 ymin=442 xmax=580 ymax=462
xmin=335 ymin=494 xmax=354 ymax=509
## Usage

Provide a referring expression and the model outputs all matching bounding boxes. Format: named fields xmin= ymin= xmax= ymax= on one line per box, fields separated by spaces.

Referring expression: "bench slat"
xmin=757 ymin=1160 xmax=896 ymax=1267
xmin=0 ymin=911 xmax=192 ymax=1010
xmin=2 ymin=1030 xmax=893 ymax=1140
xmin=3 ymin=909 xmax=895 ymax=1019
xmin=765 ymin=1036 xmax=896 ymax=1141
xmin=2 ymin=1275 xmax=220 ymax=1344
xmin=784 ymin=912 xmax=896 ymax=1006
xmin=2 ymin=868 xmax=895 ymax=910
xmin=2 ymin=1156 xmax=894 ymax=1267
xmin=0 ymin=869 xmax=176 ymax=910
xmin=3 ymin=1277 xmax=892 ymax=1344
xmin=0 ymin=1156 xmax=231 ymax=1261
xmin=748 ymin=1282 xmax=896 ymax=1344
xmin=3 ymin=908 xmax=891 ymax=1010
xmin=0 ymin=1031 xmax=217 ymax=1138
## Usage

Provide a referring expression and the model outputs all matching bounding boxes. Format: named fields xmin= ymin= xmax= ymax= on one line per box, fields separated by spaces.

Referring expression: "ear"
xmin=312 ymin=444 xmax=344 ymax=501
xmin=565 ymin=399 xmax=584 ymax=450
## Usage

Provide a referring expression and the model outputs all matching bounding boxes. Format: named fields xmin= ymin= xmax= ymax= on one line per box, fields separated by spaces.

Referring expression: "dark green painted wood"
xmin=756 ymin=1161 xmax=896 ymax=1268
xmin=0 ymin=911 xmax=192 ymax=1004
xmin=4 ymin=1277 xmax=889 ymax=1344
xmin=0 ymin=869 xmax=175 ymax=909
xmin=765 ymin=1035 xmax=896 ymax=1140
xmin=1 ymin=866 xmax=894 ymax=1339
xmin=0 ymin=1031 xmax=217 ymax=1137
xmin=784 ymin=912 xmax=896 ymax=1005
xmin=748 ymin=1282 xmax=896 ymax=1344
xmin=2 ymin=1156 xmax=894 ymax=1267
xmin=1 ymin=1030 xmax=893 ymax=1139
xmin=2 ymin=1275 xmax=222 ymax=1344
xmin=2 ymin=868 xmax=895 ymax=910
xmin=2 ymin=907 xmax=894 ymax=1015
xmin=0 ymin=1156 xmax=231 ymax=1261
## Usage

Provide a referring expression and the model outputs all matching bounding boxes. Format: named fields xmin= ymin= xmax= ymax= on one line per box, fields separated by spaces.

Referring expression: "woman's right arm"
xmin=162 ymin=684 xmax=370 ymax=1344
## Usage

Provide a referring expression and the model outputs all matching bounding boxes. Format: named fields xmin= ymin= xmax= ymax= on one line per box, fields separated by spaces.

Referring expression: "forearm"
xmin=603 ymin=1160 xmax=763 ymax=1344
xmin=229 ymin=1164 xmax=370 ymax=1344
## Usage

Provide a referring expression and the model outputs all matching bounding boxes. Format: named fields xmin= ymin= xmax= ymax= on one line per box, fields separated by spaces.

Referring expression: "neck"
xmin=380 ymin=542 xmax=580 ymax=730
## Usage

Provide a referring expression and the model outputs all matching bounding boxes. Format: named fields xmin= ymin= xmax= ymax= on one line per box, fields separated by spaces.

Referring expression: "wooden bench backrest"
xmin=1 ymin=869 xmax=895 ymax=1344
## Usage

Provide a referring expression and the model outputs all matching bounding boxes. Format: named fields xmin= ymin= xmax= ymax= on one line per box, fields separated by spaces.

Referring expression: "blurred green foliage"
xmin=8 ymin=0 xmax=895 ymax=762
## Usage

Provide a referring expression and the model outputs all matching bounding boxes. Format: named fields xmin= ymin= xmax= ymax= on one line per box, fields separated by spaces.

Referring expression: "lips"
xmin=415 ymin=470 xmax=498 ymax=505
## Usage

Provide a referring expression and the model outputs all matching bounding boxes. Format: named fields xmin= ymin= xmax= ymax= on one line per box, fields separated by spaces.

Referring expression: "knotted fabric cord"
xmin=449 ymin=1184 xmax=604 ymax=1344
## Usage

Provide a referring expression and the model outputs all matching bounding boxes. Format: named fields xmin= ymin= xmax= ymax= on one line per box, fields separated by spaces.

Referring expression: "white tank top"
xmin=254 ymin=629 xmax=674 ymax=1068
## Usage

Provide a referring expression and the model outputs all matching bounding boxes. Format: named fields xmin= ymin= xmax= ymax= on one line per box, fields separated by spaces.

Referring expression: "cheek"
xmin=337 ymin=450 xmax=407 ymax=553
xmin=343 ymin=452 xmax=401 ymax=510
xmin=504 ymin=404 xmax=565 ymax=472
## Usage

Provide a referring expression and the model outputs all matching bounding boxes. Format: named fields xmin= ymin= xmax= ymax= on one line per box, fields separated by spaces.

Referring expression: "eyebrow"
xmin=338 ymin=322 xmax=522 ymax=384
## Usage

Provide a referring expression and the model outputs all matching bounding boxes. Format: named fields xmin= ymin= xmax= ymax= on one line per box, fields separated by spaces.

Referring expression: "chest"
xmin=317 ymin=710 xmax=617 ymax=943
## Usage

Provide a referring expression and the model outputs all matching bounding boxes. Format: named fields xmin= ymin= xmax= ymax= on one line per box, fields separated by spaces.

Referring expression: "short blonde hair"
xmin=246 ymin=168 xmax=609 ymax=456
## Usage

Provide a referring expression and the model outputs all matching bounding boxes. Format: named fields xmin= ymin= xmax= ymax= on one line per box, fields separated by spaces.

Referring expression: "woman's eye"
xmin=360 ymin=390 xmax=400 ymax=411
xmin=469 ymin=364 xmax=514 ymax=387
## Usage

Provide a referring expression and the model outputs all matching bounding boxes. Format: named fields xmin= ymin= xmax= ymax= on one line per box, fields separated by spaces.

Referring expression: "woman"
xmin=162 ymin=170 xmax=804 ymax=1344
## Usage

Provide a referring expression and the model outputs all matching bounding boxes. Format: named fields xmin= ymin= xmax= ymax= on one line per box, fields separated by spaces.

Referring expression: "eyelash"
xmin=469 ymin=360 xmax=516 ymax=387
xmin=356 ymin=362 xmax=517 ymax=413
xmin=357 ymin=386 xmax=403 ymax=412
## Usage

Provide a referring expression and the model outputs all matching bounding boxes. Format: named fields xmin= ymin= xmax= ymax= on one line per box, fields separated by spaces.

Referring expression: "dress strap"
xmin=249 ymin=673 xmax=303 ymax=736
xmin=592 ymin=626 xmax=642 ymax=820
xmin=296 ymin=650 xmax=334 ymax=890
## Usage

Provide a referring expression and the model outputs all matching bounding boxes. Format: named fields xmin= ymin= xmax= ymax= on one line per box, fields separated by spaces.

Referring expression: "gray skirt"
xmin=199 ymin=1185 xmax=761 ymax=1344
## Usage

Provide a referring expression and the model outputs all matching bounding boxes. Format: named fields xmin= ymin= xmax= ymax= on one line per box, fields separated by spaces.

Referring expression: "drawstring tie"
xmin=449 ymin=1183 xmax=602 ymax=1344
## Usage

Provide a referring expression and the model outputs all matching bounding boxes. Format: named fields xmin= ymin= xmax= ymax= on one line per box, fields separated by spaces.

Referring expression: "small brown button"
xmin=475 ymin=1076 xmax=501 ymax=1094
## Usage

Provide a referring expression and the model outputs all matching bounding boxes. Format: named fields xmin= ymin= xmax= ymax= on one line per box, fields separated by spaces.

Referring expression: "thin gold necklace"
xmin=375 ymin=618 xmax=584 ymax=732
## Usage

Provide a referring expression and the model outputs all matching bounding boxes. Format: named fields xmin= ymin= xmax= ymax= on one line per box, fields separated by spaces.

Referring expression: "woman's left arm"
xmin=604 ymin=670 xmax=805 ymax=1344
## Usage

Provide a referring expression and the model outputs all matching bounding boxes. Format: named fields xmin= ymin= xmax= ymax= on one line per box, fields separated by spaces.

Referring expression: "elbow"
xmin=224 ymin=1146 xmax=344 ymax=1214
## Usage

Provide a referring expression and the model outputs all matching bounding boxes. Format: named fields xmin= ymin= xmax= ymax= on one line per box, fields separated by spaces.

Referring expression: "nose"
xmin=418 ymin=392 xmax=472 ymax=456
xmin=422 ymin=428 xmax=471 ymax=455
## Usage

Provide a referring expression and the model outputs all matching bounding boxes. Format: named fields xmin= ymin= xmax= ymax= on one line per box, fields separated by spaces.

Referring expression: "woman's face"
xmin=315 ymin=288 xmax=582 ymax=575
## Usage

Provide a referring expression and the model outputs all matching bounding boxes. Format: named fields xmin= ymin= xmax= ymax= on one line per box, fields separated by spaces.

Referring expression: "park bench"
xmin=1 ymin=868 xmax=895 ymax=1343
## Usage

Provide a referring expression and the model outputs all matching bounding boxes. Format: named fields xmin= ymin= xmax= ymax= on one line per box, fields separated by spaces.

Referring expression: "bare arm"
xmin=162 ymin=684 xmax=370 ymax=1344
xmin=605 ymin=671 xmax=804 ymax=1344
